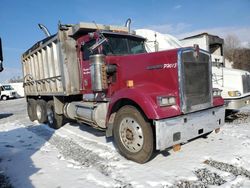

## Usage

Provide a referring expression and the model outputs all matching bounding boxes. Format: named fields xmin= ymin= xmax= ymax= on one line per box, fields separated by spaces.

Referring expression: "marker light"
xmin=213 ymin=88 xmax=222 ymax=97
xmin=126 ymin=80 xmax=134 ymax=88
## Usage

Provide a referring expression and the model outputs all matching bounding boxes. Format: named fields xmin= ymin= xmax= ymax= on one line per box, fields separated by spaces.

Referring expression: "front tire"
xmin=1 ymin=96 xmax=8 ymax=100
xmin=46 ymin=101 xmax=65 ymax=129
xmin=113 ymin=105 xmax=154 ymax=163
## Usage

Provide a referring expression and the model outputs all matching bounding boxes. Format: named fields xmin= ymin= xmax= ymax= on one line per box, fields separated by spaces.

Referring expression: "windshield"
xmin=3 ymin=85 xmax=14 ymax=90
xmin=102 ymin=34 xmax=147 ymax=55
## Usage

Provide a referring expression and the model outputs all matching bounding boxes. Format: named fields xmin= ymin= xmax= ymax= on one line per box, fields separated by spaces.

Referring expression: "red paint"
xmin=105 ymin=50 xmax=180 ymax=119
xmin=76 ymin=32 xmax=224 ymax=122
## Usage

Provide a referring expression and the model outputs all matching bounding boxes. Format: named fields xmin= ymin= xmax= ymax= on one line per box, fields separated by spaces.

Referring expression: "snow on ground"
xmin=1 ymin=98 xmax=250 ymax=188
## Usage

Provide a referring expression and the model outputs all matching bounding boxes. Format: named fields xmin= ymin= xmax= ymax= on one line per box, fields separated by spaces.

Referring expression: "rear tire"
xmin=36 ymin=100 xmax=48 ymax=123
xmin=46 ymin=101 xmax=64 ymax=129
xmin=27 ymin=99 xmax=37 ymax=121
xmin=113 ymin=105 xmax=154 ymax=163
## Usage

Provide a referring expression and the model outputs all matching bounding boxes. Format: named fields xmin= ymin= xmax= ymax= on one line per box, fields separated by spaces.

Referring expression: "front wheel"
xmin=1 ymin=96 xmax=8 ymax=100
xmin=113 ymin=105 xmax=154 ymax=163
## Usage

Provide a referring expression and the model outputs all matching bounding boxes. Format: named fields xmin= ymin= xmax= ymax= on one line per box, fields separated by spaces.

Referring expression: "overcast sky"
xmin=0 ymin=0 xmax=250 ymax=83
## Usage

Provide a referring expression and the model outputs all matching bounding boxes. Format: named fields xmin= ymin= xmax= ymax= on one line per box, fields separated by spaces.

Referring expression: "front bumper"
xmin=154 ymin=106 xmax=225 ymax=150
xmin=224 ymin=95 xmax=250 ymax=110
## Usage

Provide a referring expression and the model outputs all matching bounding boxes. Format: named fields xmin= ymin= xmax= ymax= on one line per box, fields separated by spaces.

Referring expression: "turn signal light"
xmin=126 ymin=80 xmax=134 ymax=88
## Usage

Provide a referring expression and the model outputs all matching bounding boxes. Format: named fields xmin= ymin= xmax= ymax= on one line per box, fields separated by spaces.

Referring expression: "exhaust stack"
xmin=38 ymin=24 xmax=51 ymax=37
xmin=125 ymin=18 xmax=131 ymax=33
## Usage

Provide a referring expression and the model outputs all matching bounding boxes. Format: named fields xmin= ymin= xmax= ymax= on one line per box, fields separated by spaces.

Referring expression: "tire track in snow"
xmin=204 ymin=159 xmax=250 ymax=179
xmin=172 ymin=168 xmax=226 ymax=188
xmin=26 ymin=124 xmax=133 ymax=188
xmin=226 ymin=112 xmax=250 ymax=124
xmin=168 ymin=158 xmax=250 ymax=188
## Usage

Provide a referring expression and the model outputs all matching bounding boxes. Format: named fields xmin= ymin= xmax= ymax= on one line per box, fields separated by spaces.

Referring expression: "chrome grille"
xmin=180 ymin=50 xmax=212 ymax=113
xmin=242 ymin=74 xmax=250 ymax=93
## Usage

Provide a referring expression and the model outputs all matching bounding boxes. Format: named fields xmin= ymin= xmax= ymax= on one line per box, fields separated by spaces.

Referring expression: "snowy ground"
xmin=0 ymin=98 xmax=250 ymax=188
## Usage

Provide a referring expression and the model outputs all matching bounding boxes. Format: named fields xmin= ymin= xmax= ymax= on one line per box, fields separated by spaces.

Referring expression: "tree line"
xmin=224 ymin=34 xmax=250 ymax=72
xmin=8 ymin=76 xmax=23 ymax=83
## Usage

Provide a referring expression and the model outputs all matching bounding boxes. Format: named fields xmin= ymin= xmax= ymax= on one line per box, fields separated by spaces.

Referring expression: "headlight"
xmin=213 ymin=88 xmax=222 ymax=97
xmin=157 ymin=96 xmax=176 ymax=107
xmin=228 ymin=90 xmax=241 ymax=97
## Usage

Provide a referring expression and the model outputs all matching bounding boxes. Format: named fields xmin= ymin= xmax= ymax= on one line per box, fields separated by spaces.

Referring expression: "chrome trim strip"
xmin=177 ymin=49 xmax=185 ymax=112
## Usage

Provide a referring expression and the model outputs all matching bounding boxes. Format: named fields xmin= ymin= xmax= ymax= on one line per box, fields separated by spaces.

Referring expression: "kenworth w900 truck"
xmin=22 ymin=22 xmax=225 ymax=163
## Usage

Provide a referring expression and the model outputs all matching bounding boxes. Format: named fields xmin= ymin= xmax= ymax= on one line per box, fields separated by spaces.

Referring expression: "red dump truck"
xmin=22 ymin=21 xmax=225 ymax=163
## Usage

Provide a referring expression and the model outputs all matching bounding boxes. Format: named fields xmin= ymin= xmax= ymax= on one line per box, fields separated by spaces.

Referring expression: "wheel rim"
xmin=119 ymin=117 xmax=144 ymax=153
xmin=47 ymin=107 xmax=54 ymax=125
xmin=36 ymin=104 xmax=42 ymax=120
xmin=3 ymin=96 xmax=7 ymax=100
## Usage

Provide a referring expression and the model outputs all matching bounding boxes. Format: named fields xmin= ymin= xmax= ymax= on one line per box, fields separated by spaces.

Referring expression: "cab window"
xmin=81 ymin=40 xmax=98 ymax=61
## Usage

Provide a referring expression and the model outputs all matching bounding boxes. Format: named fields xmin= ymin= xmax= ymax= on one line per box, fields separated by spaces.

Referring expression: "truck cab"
xmin=0 ymin=84 xmax=17 ymax=100
xmin=74 ymin=29 xmax=225 ymax=161
xmin=77 ymin=31 xmax=147 ymax=94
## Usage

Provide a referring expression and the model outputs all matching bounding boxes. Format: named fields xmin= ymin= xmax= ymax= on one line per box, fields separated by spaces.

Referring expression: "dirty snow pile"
xmin=1 ymin=98 xmax=250 ymax=188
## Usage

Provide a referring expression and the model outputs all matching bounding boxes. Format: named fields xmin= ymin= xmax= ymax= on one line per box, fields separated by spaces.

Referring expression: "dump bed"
xmin=22 ymin=26 xmax=79 ymax=96
xmin=22 ymin=22 xmax=129 ymax=96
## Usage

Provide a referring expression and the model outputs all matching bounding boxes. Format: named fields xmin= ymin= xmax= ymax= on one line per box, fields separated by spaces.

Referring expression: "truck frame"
xmin=22 ymin=22 xmax=225 ymax=163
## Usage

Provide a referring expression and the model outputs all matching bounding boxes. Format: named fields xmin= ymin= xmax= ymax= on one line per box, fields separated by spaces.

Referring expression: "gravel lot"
xmin=0 ymin=171 xmax=12 ymax=188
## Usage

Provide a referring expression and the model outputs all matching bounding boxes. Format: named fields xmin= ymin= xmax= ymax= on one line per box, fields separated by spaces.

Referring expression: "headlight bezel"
xmin=157 ymin=96 xmax=176 ymax=107
xmin=228 ymin=90 xmax=241 ymax=97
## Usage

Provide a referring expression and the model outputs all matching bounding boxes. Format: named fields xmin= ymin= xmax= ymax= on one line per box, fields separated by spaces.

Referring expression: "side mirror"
xmin=0 ymin=38 xmax=3 ymax=72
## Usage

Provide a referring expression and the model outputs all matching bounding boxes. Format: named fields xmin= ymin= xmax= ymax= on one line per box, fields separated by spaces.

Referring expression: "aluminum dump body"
xmin=22 ymin=22 xmax=129 ymax=96
xmin=22 ymin=27 xmax=79 ymax=96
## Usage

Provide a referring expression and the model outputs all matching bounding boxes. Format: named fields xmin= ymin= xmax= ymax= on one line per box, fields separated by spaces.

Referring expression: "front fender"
xmin=108 ymin=83 xmax=181 ymax=120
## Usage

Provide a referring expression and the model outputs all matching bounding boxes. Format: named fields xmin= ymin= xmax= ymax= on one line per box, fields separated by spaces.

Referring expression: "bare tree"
xmin=224 ymin=34 xmax=250 ymax=72
xmin=232 ymin=48 xmax=250 ymax=72
xmin=8 ymin=76 xmax=23 ymax=83
xmin=224 ymin=34 xmax=240 ymax=63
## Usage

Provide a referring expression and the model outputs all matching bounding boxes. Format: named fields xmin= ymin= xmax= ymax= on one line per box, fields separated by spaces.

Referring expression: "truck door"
xmin=77 ymin=35 xmax=98 ymax=94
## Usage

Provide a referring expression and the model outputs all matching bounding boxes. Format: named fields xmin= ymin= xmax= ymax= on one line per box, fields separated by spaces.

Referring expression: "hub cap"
xmin=36 ymin=105 xmax=42 ymax=120
xmin=119 ymin=117 xmax=144 ymax=153
xmin=47 ymin=108 xmax=54 ymax=125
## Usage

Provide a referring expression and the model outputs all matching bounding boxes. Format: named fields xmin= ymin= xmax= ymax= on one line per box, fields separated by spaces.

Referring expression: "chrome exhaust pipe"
xmin=38 ymin=23 xmax=51 ymax=37
xmin=125 ymin=18 xmax=131 ymax=33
